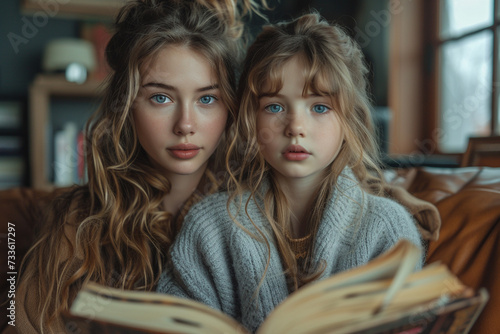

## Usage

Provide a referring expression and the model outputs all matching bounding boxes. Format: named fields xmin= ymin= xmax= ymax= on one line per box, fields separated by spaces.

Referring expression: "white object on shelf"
xmin=53 ymin=122 xmax=78 ymax=186
xmin=43 ymin=38 xmax=96 ymax=84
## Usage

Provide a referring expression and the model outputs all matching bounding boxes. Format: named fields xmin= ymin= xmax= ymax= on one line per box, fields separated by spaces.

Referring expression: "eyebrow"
xmin=258 ymin=92 xmax=280 ymax=99
xmin=258 ymin=92 xmax=324 ymax=99
xmin=142 ymin=82 xmax=219 ymax=92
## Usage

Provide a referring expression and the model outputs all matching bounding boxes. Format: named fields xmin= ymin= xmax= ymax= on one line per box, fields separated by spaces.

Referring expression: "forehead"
xmin=141 ymin=45 xmax=216 ymax=84
xmin=259 ymin=55 xmax=333 ymax=96
xmin=261 ymin=56 xmax=303 ymax=92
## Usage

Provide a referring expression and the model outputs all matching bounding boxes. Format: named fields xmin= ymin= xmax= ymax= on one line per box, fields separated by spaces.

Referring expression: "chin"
xmin=277 ymin=170 xmax=308 ymax=179
xmin=167 ymin=163 xmax=207 ymax=176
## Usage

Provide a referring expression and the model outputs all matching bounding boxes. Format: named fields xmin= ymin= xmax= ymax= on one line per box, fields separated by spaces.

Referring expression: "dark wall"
xmin=249 ymin=0 xmax=390 ymax=106
xmin=0 ymin=0 xmax=392 ymax=187
xmin=0 ymin=0 xmax=80 ymax=99
xmin=0 ymin=0 xmax=390 ymax=105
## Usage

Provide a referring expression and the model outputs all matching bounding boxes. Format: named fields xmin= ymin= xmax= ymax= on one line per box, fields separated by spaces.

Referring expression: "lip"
xmin=167 ymin=143 xmax=201 ymax=159
xmin=282 ymin=145 xmax=310 ymax=161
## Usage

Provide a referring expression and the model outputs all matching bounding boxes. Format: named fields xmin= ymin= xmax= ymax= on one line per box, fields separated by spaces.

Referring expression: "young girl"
xmin=14 ymin=0 xmax=267 ymax=333
xmin=157 ymin=12 xmax=423 ymax=333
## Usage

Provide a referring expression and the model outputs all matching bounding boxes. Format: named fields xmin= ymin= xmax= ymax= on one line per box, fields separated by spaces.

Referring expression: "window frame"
xmin=428 ymin=0 xmax=500 ymax=153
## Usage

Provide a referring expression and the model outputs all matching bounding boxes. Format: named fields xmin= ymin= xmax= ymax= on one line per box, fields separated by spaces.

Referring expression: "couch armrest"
xmin=0 ymin=187 xmax=67 ymax=331
xmin=406 ymin=167 xmax=500 ymax=334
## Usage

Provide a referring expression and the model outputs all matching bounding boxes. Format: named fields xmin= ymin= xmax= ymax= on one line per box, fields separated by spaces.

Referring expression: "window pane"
xmin=439 ymin=31 xmax=492 ymax=153
xmin=440 ymin=0 xmax=493 ymax=38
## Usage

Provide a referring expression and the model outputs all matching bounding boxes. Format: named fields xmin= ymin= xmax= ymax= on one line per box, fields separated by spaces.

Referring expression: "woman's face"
xmin=133 ymin=45 xmax=228 ymax=180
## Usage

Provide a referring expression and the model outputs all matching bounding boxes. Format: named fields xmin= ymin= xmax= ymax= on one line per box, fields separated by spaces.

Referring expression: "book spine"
xmin=76 ymin=131 xmax=86 ymax=184
xmin=359 ymin=290 xmax=489 ymax=334
xmin=440 ymin=289 xmax=489 ymax=334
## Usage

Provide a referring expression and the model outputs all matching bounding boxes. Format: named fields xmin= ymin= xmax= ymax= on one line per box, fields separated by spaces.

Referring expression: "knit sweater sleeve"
xmin=359 ymin=195 xmax=424 ymax=269
xmin=315 ymin=172 xmax=425 ymax=278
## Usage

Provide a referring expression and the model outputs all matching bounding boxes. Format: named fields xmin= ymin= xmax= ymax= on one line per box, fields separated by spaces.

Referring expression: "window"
xmin=436 ymin=0 xmax=499 ymax=152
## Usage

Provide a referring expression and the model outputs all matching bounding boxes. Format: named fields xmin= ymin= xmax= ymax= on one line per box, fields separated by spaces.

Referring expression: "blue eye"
xmin=313 ymin=105 xmax=329 ymax=114
xmin=265 ymin=104 xmax=283 ymax=113
xmin=199 ymin=95 xmax=217 ymax=105
xmin=151 ymin=94 xmax=171 ymax=104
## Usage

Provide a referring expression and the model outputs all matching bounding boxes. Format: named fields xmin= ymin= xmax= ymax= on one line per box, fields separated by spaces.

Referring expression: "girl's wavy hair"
xmin=18 ymin=0 xmax=265 ymax=331
xmin=226 ymin=12 xmax=384 ymax=292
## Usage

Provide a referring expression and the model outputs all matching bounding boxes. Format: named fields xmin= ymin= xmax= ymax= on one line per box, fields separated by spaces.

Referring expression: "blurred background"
xmin=0 ymin=0 xmax=498 ymax=190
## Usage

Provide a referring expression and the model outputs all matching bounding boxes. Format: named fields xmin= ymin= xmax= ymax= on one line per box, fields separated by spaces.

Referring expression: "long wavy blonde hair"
xmin=18 ymin=0 xmax=266 ymax=331
xmin=226 ymin=12 xmax=384 ymax=292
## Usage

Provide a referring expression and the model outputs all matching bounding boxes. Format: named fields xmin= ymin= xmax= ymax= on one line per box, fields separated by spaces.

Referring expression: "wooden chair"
xmin=461 ymin=136 xmax=500 ymax=167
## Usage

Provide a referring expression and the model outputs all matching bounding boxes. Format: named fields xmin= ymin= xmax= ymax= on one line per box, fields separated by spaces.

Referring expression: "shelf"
xmin=21 ymin=0 xmax=122 ymax=19
xmin=0 ymin=100 xmax=27 ymax=189
xmin=31 ymin=74 xmax=104 ymax=97
xmin=0 ymin=128 xmax=22 ymax=136
xmin=29 ymin=74 xmax=104 ymax=189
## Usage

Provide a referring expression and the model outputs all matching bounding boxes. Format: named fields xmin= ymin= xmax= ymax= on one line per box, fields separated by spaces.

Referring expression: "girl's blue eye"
xmin=152 ymin=94 xmax=171 ymax=104
xmin=313 ymin=105 xmax=329 ymax=114
xmin=266 ymin=104 xmax=283 ymax=113
xmin=200 ymin=95 xmax=217 ymax=105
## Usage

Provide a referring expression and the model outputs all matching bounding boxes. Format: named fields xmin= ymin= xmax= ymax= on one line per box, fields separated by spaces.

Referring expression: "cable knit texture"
xmin=157 ymin=168 xmax=423 ymax=333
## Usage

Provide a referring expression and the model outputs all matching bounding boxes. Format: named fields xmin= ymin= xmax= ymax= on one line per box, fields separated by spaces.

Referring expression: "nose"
xmin=173 ymin=104 xmax=195 ymax=136
xmin=285 ymin=112 xmax=305 ymax=138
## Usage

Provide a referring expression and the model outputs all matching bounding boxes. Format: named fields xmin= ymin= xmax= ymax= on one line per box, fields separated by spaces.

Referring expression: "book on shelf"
xmin=0 ymin=101 xmax=22 ymax=130
xmin=0 ymin=156 xmax=23 ymax=190
xmin=53 ymin=123 xmax=88 ymax=186
xmin=0 ymin=136 xmax=22 ymax=156
xmin=63 ymin=240 xmax=488 ymax=334
xmin=76 ymin=130 xmax=88 ymax=185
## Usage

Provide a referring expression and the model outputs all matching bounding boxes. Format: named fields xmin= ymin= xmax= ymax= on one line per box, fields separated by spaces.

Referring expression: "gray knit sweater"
xmin=156 ymin=169 xmax=423 ymax=333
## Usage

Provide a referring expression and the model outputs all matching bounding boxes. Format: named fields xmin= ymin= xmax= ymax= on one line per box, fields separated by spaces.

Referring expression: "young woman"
xmin=157 ymin=12 xmax=423 ymax=333
xmin=14 ymin=0 xmax=266 ymax=333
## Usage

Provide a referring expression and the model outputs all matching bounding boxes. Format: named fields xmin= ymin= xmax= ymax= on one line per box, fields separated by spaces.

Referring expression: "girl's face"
xmin=256 ymin=56 xmax=344 ymax=184
xmin=133 ymin=45 xmax=228 ymax=179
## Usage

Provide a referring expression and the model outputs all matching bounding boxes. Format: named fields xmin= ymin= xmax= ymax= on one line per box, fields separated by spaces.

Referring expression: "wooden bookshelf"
xmin=0 ymin=100 xmax=26 ymax=189
xmin=21 ymin=0 xmax=123 ymax=19
xmin=29 ymin=74 xmax=104 ymax=189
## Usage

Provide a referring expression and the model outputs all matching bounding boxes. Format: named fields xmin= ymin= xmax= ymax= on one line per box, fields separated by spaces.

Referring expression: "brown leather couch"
xmin=1 ymin=167 xmax=499 ymax=333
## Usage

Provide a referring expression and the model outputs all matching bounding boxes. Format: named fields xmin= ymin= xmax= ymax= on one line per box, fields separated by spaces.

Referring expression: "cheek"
xmin=204 ymin=110 xmax=228 ymax=141
xmin=327 ymin=117 xmax=344 ymax=157
xmin=256 ymin=114 xmax=283 ymax=145
xmin=256 ymin=117 xmax=267 ymax=144
xmin=133 ymin=111 xmax=167 ymax=145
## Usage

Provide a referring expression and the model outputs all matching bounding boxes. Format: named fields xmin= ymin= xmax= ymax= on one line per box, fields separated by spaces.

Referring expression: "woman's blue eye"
xmin=313 ymin=105 xmax=329 ymax=114
xmin=266 ymin=104 xmax=283 ymax=113
xmin=200 ymin=95 xmax=216 ymax=105
xmin=152 ymin=94 xmax=171 ymax=104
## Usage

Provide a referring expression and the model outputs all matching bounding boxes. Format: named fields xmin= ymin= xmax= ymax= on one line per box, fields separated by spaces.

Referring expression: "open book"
xmin=63 ymin=240 xmax=488 ymax=334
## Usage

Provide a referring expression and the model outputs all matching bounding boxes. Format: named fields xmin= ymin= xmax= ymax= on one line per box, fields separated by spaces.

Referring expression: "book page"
xmin=259 ymin=240 xmax=421 ymax=334
xmin=70 ymin=282 xmax=249 ymax=334
xmin=335 ymin=288 xmax=489 ymax=334
xmin=280 ymin=268 xmax=466 ymax=334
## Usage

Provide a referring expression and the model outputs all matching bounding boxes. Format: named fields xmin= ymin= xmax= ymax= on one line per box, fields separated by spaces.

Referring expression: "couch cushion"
xmin=0 ymin=187 xmax=66 ymax=331
xmin=1 ymin=167 xmax=499 ymax=333
xmin=407 ymin=167 xmax=500 ymax=334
